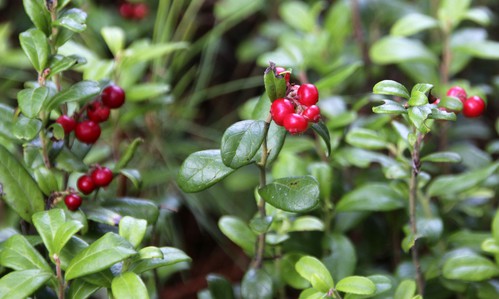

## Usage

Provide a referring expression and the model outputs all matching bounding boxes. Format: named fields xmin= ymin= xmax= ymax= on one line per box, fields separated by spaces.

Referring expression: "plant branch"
xmin=54 ymin=254 xmax=65 ymax=299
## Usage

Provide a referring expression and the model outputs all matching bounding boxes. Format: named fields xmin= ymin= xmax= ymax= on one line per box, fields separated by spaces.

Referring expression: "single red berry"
xmin=302 ymin=105 xmax=321 ymax=123
xmin=119 ymin=2 xmax=135 ymax=19
xmin=271 ymin=98 xmax=295 ymax=126
xmin=446 ymin=86 xmax=467 ymax=103
xmin=77 ymin=175 xmax=96 ymax=195
xmin=133 ymin=3 xmax=149 ymax=20
xmin=283 ymin=113 xmax=308 ymax=134
xmin=56 ymin=115 xmax=76 ymax=135
xmin=275 ymin=66 xmax=290 ymax=83
xmin=101 ymin=85 xmax=126 ymax=109
xmin=75 ymin=121 xmax=101 ymax=144
xmin=462 ymin=95 xmax=486 ymax=118
xmin=91 ymin=167 xmax=114 ymax=187
xmin=64 ymin=193 xmax=82 ymax=211
xmin=87 ymin=101 xmax=111 ymax=123
xmin=297 ymin=83 xmax=319 ymax=106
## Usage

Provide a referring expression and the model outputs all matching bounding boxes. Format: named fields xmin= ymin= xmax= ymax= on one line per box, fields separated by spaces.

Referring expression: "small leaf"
xmin=322 ymin=234 xmax=357 ymax=283
xmin=17 ymin=86 xmax=50 ymax=118
xmin=279 ymin=1 xmax=315 ymax=32
xmin=54 ymin=9 xmax=87 ymax=33
xmin=102 ymin=197 xmax=159 ymax=225
xmin=252 ymin=122 xmax=286 ymax=164
xmin=345 ymin=128 xmax=388 ymax=150
xmin=281 ymin=253 xmax=310 ymax=289
xmin=34 ymin=166 xmax=62 ymax=196
xmin=370 ymin=36 xmax=437 ymax=65
xmin=259 ymin=176 xmax=320 ymax=213
xmin=101 ymin=26 xmax=125 ymax=56
xmin=111 ymin=272 xmax=149 ymax=299
xmin=429 ymin=108 xmax=456 ymax=121
xmin=443 ymin=253 xmax=499 ymax=281
xmin=336 ymin=183 xmax=404 ymax=212
xmin=241 ymin=269 xmax=273 ymax=299
xmin=421 ymin=151 xmax=462 ymax=163
xmin=123 ymin=42 xmax=188 ymax=65
xmin=394 ymin=280 xmax=416 ymax=299
xmin=373 ymin=80 xmax=410 ymax=99
xmin=289 ymin=216 xmax=324 ymax=232
xmin=438 ymin=0 xmax=471 ymax=30
xmin=0 ymin=234 xmax=52 ymax=273
xmin=207 ymin=274 xmax=236 ymax=299
xmin=249 ymin=216 xmax=273 ymax=234
xmin=116 ymin=138 xmax=143 ymax=170
xmin=67 ymin=279 xmax=101 ymax=299
xmin=129 ymin=247 xmax=191 ymax=274
xmin=218 ymin=216 xmax=256 ymax=255
xmin=263 ymin=62 xmax=286 ymax=102
xmin=336 ymin=276 xmax=375 ymax=295
xmin=47 ymin=81 xmax=101 ymax=111
xmin=311 ymin=120 xmax=331 ymax=157
xmin=493 ymin=210 xmax=499 ymax=243
xmin=372 ymin=99 xmax=407 ymax=114
xmin=138 ymin=247 xmax=164 ymax=260
xmin=221 ymin=120 xmax=266 ymax=168
xmin=22 ymin=0 xmax=51 ymax=36
xmin=465 ymin=7 xmax=492 ymax=26
xmin=308 ymin=162 xmax=333 ymax=200
xmin=391 ymin=13 xmax=438 ymax=37
xmin=408 ymin=91 xmax=428 ymax=106
xmin=119 ymin=216 xmax=147 ymax=248
xmin=119 ymin=169 xmax=142 ymax=189
xmin=126 ymin=83 xmax=170 ymax=102
xmin=0 ymin=269 xmax=52 ymax=299
xmin=19 ymin=28 xmax=50 ymax=73
xmin=439 ymin=96 xmax=463 ymax=112
xmin=295 ymin=256 xmax=334 ymax=293
xmin=13 ymin=115 xmax=42 ymax=141
xmin=47 ymin=55 xmax=79 ymax=78
xmin=408 ymin=106 xmax=432 ymax=133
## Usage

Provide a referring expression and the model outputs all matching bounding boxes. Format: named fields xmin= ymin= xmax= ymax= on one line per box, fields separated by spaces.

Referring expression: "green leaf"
xmin=126 ymin=83 xmax=170 ymax=102
xmin=123 ymin=42 xmax=188 ymax=65
xmin=408 ymin=106 xmax=432 ymax=133
xmin=408 ymin=91 xmax=428 ymax=106
xmin=465 ymin=7 xmax=492 ymax=26
xmin=111 ymin=272 xmax=149 ymax=299
xmin=47 ymin=55 xmax=79 ymax=78
xmin=289 ymin=216 xmax=324 ymax=232
xmin=13 ymin=115 xmax=42 ymax=141
xmin=0 ymin=104 xmax=16 ymax=141
xmin=481 ymin=239 xmax=499 ymax=254
xmin=177 ymin=150 xmax=236 ymax=193
xmin=119 ymin=216 xmax=147 ymax=248
xmin=391 ymin=13 xmax=438 ymax=37
xmin=439 ymin=96 xmax=463 ymax=112
xmin=311 ymin=120 xmax=331 ymax=157
xmin=19 ymin=28 xmax=50 ymax=73
xmin=218 ymin=216 xmax=256 ymax=255
xmin=252 ymin=122 xmax=287 ymax=164
xmin=119 ymin=169 xmax=142 ymax=189
xmin=22 ymin=0 xmax=51 ymax=36
xmin=34 ymin=166 xmax=62 ymax=196
xmin=102 ymin=197 xmax=159 ymax=225
xmin=116 ymin=138 xmax=143 ymax=170
xmin=336 ymin=276 xmax=375 ymax=295
xmin=138 ymin=247 xmax=164 ymax=260
xmin=0 ymin=234 xmax=52 ymax=273
xmin=67 ymin=279 xmax=101 ymax=299
xmin=65 ymin=233 xmax=136 ymax=280
xmin=394 ymin=280 xmax=416 ymax=299
xmin=129 ymin=247 xmax=191 ymax=274
xmin=281 ymin=253 xmax=310 ymax=289
xmin=309 ymin=162 xmax=333 ymax=200
xmin=438 ymin=0 xmax=471 ymax=30
xmin=279 ymin=1 xmax=315 ymax=32
xmin=207 ymin=274 xmax=235 ymax=299
xmin=315 ymin=62 xmax=362 ymax=92
xmin=249 ymin=216 xmax=273 ymax=234
xmin=263 ymin=62 xmax=287 ymax=102
xmin=345 ymin=128 xmax=388 ymax=150
xmin=221 ymin=120 xmax=266 ymax=168
xmin=493 ymin=210 xmax=499 ymax=243
xmin=295 ymin=256 xmax=334 ymax=293
xmin=429 ymin=108 xmax=456 ymax=121
xmin=101 ymin=27 xmax=125 ymax=57
xmin=373 ymin=80 xmax=410 ymax=99
xmin=372 ymin=99 xmax=407 ymax=114
xmin=298 ymin=288 xmax=324 ymax=299
xmin=54 ymin=8 xmax=87 ymax=33
xmin=456 ymin=41 xmax=499 ymax=60
xmin=322 ymin=234 xmax=356 ymax=283
xmin=421 ymin=151 xmax=462 ymax=163
xmin=241 ymin=269 xmax=273 ymax=299
xmin=0 ymin=269 xmax=52 ymax=299
xmin=47 ymin=81 xmax=100 ymax=111
xmin=336 ymin=183 xmax=404 ymax=212
xmin=443 ymin=253 xmax=499 ymax=281
xmin=370 ymin=36 xmax=437 ymax=65
xmin=17 ymin=86 xmax=49 ymax=118
xmin=259 ymin=176 xmax=320 ymax=213
xmin=0 ymin=144 xmax=44 ymax=222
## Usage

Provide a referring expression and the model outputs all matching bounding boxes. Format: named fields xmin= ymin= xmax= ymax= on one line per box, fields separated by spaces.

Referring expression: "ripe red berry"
xmin=91 ymin=167 xmax=114 ymax=187
xmin=133 ymin=3 xmax=149 ymax=20
xmin=297 ymin=84 xmax=319 ymax=106
xmin=283 ymin=113 xmax=308 ymax=134
xmin=75 ymin=121 xmax=101 ymax=144
xmin=446 ymin=86 xmax=467 ymax=103
xmin=56 ymin=115 xmax=76 ymax=135
xmin=462 ymin=95 xmax=486 ymax=118
xmin=101 ymin=85 xmax=126 ymax=109
xmin=271 ymin=98 xmax=295 ymax=126
xmin=302 ymin=105 xmax=321 ymax=123
xmin=275 ymin=66 xmax=290 ymax=83
xmin=119 ymin=3 xmax=135 ymax=19
xmin=87 ymin=101 xmax=110 ymax=123
xmin=64 ymin=193 xmax=82 ymax=211
xmin=77 ymin=175 xmax=96 ymax=195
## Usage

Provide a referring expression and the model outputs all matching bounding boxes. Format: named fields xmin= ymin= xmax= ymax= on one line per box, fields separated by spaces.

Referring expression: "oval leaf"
xmin=67 ymin=279 xmax=101 ymax=299
xmin=391 ymin=13 xmax=438 ymax=37
xmin=372 ymin=99 xmax=407 ymax=115
xmin=373 ymin=80 xmax=410 ymax=99
xmin=336 ymin=183 xmax=404 ymax=212
xmin=241 ymin=269 xmax=273 ymax=299
xmin=119 ymin=216 xmax=147 ymax=248
xmin=47 ymin=81 xmax=101 ymax=111
xmin=218 ymin=216 xmax=256 ymax=255
xmin=221 ymin=120 xmax=266 ymax=168
xmin=421 ymin=151 xmax=462 ymax=163
xmin=295 ymin=256 xmax=334 ymax=293
xmin=443 ymin=253 xmax=499 ymax=281
xmin=370 ymin=36 xmax=437 ymax=65
xmin=207 ymin=274 xmax=236 ymax=299
xmin=18 ymin=87 xmax=49 ymax=119
xmin=19 ymin=28 xmax=50 ymax=72
xmin=0 ymin=234 xmax=52 ymax=273
xmin=54 ymin=9 xmax=87 ymax=33
xmin=111 ymin=272 xmax=149 ymax=299
xmin=0 ymin=269 xmax=52 ymax=299
xmin=336 ymin=276 xmax=375 ymax=295
xmin=129 ymin=247 xmax=191 ymax=274
xmin=311 ymin=120 xmax=331 ymax=157
xmin=394 ymin=279 xmax=416 ymax=299
xmin=22 ymin=0 xmax=51 ymax=36
xmin=259 ymin=176 xmax=320 ymax=212
xmin=346 ymin=128 xmax=388 ymax=150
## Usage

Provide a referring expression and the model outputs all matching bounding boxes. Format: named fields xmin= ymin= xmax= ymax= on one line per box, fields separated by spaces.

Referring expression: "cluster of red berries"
xmin=119 ymin=1 xmax=148 ymax=20
xmin=439 ymin=86 xmax=486 ymax=118
xmin=270 ymin=67 xmax=321 ymax=134
xmin=64 ymin=166 xmax=115 ymax=211
xmin=56 ymin=85 xmax=125 ymax=144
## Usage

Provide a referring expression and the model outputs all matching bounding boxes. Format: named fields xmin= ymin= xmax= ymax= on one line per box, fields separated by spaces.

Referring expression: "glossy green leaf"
xmin=101 ymin=26 xmax=125 ymax=56
xmin=408 ymin=91 xmax=428 ymax=106
xmin=439 ymin=96 xmax=463 ymax=112
xmin=47 ymin=81 xmax=100 ymax=111
xmin=289 ymin=216 xmax=324 ymax=232
xmin=429 ymin=108 xmax=456 ymax=121
xmin=346 ymin=128 xmax=388 ymax=150
xmin=443 ymin=253 xmax=499 ymax=281
xmin=252 ymin=122 xmax=287 ymax=165
xmin=373 ymin=80 xmax=410 ymax=99
xmin=0 ymin=144 xmax=44 ymax=222
xmin=281 ymin=253 xmax=310 ymax=289
xmin=263 ymin=62 xmax=286 ymax=102
xmin=391 ymin=13 xmax=438 ymax=37
xmin=22 ymin=0 xmax=51 ymax=36
xmin=308 ymin=162 xmax=333 ymax=200
xmin=13 ymin=115 xmax=42 ymax=141
xmin=337 ymin=183 xmax=404 ymax=212
xmin=119 ymin=169 xmax=142 ymax=189
xmin=126 ymin=83 xmax=170 ymax=102
xmin=315 ymin=62 xmax=362 ymax=92
xmin=394 ymin=279 xmax=416 ymax=299
xmin=218 ymin=216 xmax=256 ymax=255
xmin=19 ymin=28 xmax=49 ymax=73
xmin=119 ymin=216 xmax=147 ymax=248
xmin=370 ymin=36 xmax=437 ymax=65
xmin=311 ymin=120 xmax=331 ymax=157
xmin=0 ymin=104 xmax=16 ymax=141
xmin=0 ymin=269 xmax=52 ymax=299
xmin=177 ymin=150 xmax=236 ymax=193
xmin=249 ymin=216 xmax=273 ymax=234
xmin=54 ymin=147 xmax=87 ymax=172
xmin=102 ymin=197 xmax=159 ymax=224
xmin=65 ymin=233 xmax=136 ymax=280
xmin=421 ymin=151 xmax=462 ymax=163
xmin=241 ymin=269 xmax=273 ymax=299
xmin=456 ymin=41 xmax=499 ymax=60
xmin=298 ymin=288 xmax=324 ymax=299
xmin=67 ymin=279 xmax=101 ymax=299
xmin=0 ymin=234 xmax=52 ymax=273
xmin=207 ymin=274 xmax=235 ymax=299
xmin=111 ymin=272 xmax=149 ymax=299
xmin=438 ymin=0 xmax=471 ymax=29
xmin=138 ymin=246 xmax=164 ymax=260
xmin=129 ymin=247 xmax=191 ymax=274
xmin=221 ymin=120 xmax=266 ymax=168
xmin=336 ymin=276 xmax=375 ymax=295
xmin=296 ymin=256 xmax=334 ymax=293
xmin=493 ymin=210 xmax=499 ymax=243
xmin=34 ymin=166 xmax=61 ymax=196
xmin=123 ymin=42 xmax=188 ymax=65
xmin=372 ymin=99 xmax=407 ymax=114
xmin=116 ymin=138 xmax=143 ymax=170
xmin=322 ymin=234 xmax=356 ymax=283
xmin=408 ymin=106 xmax=431 ymax=133
xmin=481 ymin=239 xmax=499 ymax=254
xmin=55 ymin=8 xmax=86 ymax=32
xmin=259 ymin=176 xmax=320 ymax=212
xmin=465 ymin=7 xmax=492 ymax=26
xmin=279 ymin=1 xmax=315 ymax=32
xmin=47 ymin=55 xmax=79 ymax=78
xmin=17 ymin=86 xmax=49 ymax=118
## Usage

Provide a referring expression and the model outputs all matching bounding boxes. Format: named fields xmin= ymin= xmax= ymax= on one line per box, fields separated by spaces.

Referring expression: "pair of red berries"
xmin=445 ymin=86 xmax=486 ymax=118
xmin=271 ymin=82 xmax=321 ymax=134
xmin=119 ymin=1 xmax=148 ymax=20
xmin=56 ymin=85 xmax=125 ymax=144
xmin=64 ymin=166 xmax=114 ymax=211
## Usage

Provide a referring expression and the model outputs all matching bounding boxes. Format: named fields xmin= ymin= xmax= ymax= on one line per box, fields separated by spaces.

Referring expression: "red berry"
xmin=87 ymin=101 xmax=110 ymax=123
xmin=91 ymin=167 xmax=114 ymax=187
xmin=77 ymin=175 xmax=96 ymax=195
xmin=64 ymin=193 xmax=82 ymax=211
xmin=462 ymin=96 xmax=486 ymax=118
xmin=446 ymin=86 xmax=467 ymax=103
xmin=271 ymin=98 xmax=295 ymax=126
xmin=297 ymin=84 xmax=319 ymax=106
xmin=101 ymin=85 xmax=126 ymax=109
xmin=75 ymin=121 xmax=101 ymax=144
xmin=276 ymin=66 xmax=290 ymax=83
xmin=283 ymin=113 xmax=308 ymax=134
xmin=56 ymin=115 xmax=76 ymax=135
xmin=133 ymin=3 xmax=149 ymax=20
xmin=302 ymin=105 xmax=321 ymax=123
xmin=119 ymin=3 xmax=135 ymax=19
